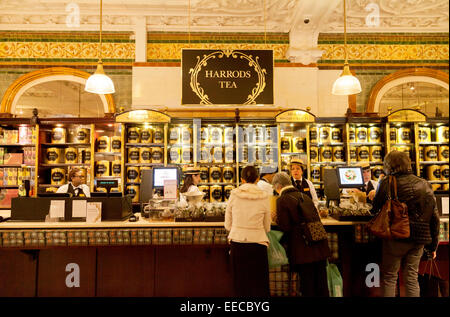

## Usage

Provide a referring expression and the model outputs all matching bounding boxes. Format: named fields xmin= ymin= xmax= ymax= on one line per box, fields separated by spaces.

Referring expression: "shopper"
xmin=257 ymin=165 xmax=278 ymax=196
xmin=56 ymin=167 xmax=91 ymax=197
xmin=289 ymin=158 xmax=319 ymax=208
xmin=273 ymin=172 xmax=330 ymax=297
xmin=225 ymin=165 xmax=271 ymax=297
xmin=371 ymin=150 xmax=440 ymax=297
xmin=179 ymin=167 xmax=202 ymax=203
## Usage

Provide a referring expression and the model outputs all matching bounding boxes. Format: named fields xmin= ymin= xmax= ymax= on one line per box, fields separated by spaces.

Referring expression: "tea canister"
xmin=127 ymin=127 xmax=140 ymax=143
xmin=97 ymin=136 xmax=110 ymax=153
xmin=51 ymin=127 xmax=66 ymax=144
xmin=111 ymin=136 xmax=121 ymax=152
xmin=356 ymin=127 xmax=367 ymax=143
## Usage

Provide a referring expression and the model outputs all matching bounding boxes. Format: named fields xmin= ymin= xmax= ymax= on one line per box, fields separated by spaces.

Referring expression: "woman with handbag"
xmin=224 ymin=165 xmax=271 ymax=297
xmin=272 ymin=172 xmax=331 ymax=297
xmin=371 ymin=150 xmax=440 ymax=297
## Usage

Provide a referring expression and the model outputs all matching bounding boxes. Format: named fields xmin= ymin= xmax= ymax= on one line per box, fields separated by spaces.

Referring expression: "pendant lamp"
xmin=85 ymin=0 xmax=115 ymax=94
xmin=332 ymin=0 xmax=361 ymax=95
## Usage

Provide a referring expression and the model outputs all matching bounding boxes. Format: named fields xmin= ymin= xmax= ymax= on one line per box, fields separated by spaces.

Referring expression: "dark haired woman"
xmin=179 ymin=167 xmax=202 ymax=204
xmin=372 ymin=150 xmax=440 ymax=297
xmin=224 ymin=165 xmax=271 ymax=297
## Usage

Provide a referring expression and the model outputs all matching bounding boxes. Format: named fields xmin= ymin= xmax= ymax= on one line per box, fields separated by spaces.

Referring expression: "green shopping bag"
xmin=267 ymin=230 xmax=289 ymax=268
xmin=326 ymin=260 xmax=343 ymax=297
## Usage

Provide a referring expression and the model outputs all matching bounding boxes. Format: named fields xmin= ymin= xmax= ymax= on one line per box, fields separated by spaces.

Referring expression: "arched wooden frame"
xmin=0 ymin=67 xmax=116 ymax=116
xmin=366 ymin=68 xmax=449 ymax=113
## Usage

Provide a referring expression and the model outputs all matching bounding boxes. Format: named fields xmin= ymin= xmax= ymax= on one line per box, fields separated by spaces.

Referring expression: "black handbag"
xmin=296 ymin=192 xmax=327 ymax=244
xmin=301 ymin=221 xmax=328 ymax=244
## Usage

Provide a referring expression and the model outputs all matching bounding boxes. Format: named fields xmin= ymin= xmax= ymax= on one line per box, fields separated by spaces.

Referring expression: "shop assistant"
xmin=346 ymin=162 xmax=378 ymax=204
xmin=56 ymin=167 xmax=91 ymax=197
xmin=290 ymin=158 xmax=319 ymax=208
xmin=179 ymin=167 xmax=202 ymax=203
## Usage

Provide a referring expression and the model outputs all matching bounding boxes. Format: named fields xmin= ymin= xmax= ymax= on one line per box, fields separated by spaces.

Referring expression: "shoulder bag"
xmin=366 ymin=175 xmax=410 ymax=239
xmin=297 ymin=193 xmax=328 ymax=244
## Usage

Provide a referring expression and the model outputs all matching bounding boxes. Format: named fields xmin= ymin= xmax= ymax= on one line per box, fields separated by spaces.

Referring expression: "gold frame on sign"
xmin=186 ymin=49 xmax=271 ymax=106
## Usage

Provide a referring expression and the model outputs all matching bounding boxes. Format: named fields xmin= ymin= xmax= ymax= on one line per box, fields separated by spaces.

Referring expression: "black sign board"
xmin=182 ymin=49 xmax=273 ymax=105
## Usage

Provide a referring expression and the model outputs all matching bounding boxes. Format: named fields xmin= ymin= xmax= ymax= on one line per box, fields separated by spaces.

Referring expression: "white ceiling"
xmin=0 ymin=0 xmax=448 ymax=33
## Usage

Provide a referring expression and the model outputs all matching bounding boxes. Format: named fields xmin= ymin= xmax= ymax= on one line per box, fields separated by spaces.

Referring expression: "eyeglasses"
xmin=74 ymin=175 xmax=85 ymax=178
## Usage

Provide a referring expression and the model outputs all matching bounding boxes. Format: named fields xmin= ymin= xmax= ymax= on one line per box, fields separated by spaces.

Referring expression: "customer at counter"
xmin=56 ymin=167 xmax=91 ymax=197
xmin=225 ymin=165 xmax=271 ymax=297
xmin=345 ymin=162 xmax=379 ymax=204
xmin=272 ymin=172 xmax=330 ymax=297
xmin=257 ymin=166 xmax=278 ymax=196
xmin=372 ymin=150 xmax=440 ymax=297
xmin=290 ymin=158 xmax=319 ymax=208
xmin=179 ymin=167 xmax=202 ymax=203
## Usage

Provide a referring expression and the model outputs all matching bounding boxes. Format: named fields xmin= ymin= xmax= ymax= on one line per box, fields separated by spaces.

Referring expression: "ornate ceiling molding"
xmin=0 ymin=0 xmax=447 ymax=33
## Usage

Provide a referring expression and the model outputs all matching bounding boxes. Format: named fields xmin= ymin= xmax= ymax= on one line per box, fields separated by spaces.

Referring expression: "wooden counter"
xmin=0 ymin=214 xmax=363 ymax=230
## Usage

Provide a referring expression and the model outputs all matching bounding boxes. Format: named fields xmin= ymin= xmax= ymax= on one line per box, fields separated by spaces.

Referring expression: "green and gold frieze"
xmin=0 ymin=31 xmax=447 ymax=66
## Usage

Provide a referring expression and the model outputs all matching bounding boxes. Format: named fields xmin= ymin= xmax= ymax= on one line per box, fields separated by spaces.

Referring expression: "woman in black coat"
xmin=371 ymin=150 xmax=440 ymax=297
xmin=272 ymin=172 xmax=331 ymax=297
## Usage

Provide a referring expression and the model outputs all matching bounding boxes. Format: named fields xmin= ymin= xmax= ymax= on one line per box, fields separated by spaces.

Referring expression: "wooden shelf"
xmin=125 ymin=143 xmax=164 ymax=147
xmin=41 ymin=143 xmax=90 ymax=147
xmin=310 ymin=142 xmax=345 ymax=146
xmin=349 ymin=142 xmax=384 ymax=146
xmin=94 ymin=152 xmax=121 ymax=156
xmin=40 ymin=163 xmax=90 ymax=167
xmin=125 ymin=163 xmax=164 ymax=167
xmin=0 ymin=164 xmax=35 ymax=168
xmin=0 ymin=144 xmax=35 ymax=147
xmin=419 ymin=142 xmax=449 ymax=145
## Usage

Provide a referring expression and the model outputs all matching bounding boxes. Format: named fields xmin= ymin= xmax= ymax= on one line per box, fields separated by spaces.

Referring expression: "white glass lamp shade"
xmin=332 ymin=64 xmax=361 ymax=95
xmin=85 ymin=62 xmax=115 ymax=94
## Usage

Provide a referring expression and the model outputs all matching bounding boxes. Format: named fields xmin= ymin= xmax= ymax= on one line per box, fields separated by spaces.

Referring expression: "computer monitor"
xmin=336 ymin=166 xmax=365 ymax=188
xmin=95 ymin=179 xmax=119 ymax=193
xmin=152 ymin=167 xmax=179 ymax=189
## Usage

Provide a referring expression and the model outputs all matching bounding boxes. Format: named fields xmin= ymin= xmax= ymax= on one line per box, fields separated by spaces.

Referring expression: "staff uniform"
xmin=179 ymin=184 xmax=202 ymax=204
xmin=291 ymin=177 xmax=319 ymax=208
xmin=56 ymin=182 xmax=91 ymax=197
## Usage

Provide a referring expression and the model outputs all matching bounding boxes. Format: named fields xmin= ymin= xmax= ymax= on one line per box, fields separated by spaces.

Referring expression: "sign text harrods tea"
xmin=182 ymin=49 xmax=273 ymax=105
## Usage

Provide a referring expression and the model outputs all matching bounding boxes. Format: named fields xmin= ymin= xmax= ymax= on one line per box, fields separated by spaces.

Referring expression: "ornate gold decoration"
xmin=189 ymin=50 xmax=267 ymax=105
xmin=387 ymin=109 xmax=426 ymax=122
xmin=275 ymin=109 xmax=316 ymax=123
xmin=115 ymin=109 xmax=171 ymax=123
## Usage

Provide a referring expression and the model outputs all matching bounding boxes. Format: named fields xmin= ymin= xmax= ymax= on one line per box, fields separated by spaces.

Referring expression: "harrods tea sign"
xmin=182 ymin=49 xmax=273 ymax=105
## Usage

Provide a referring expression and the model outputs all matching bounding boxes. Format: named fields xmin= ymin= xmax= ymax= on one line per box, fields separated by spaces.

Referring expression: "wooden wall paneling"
xmin=0 ymin=250 xmax=38 ymax=297
xmin=37 ymin=248 xmax=96 ymax=297
xmin=154 ymin=245 xmax=233 ymax=297
xmin=96 ymin=246 xmax=155 ymax=297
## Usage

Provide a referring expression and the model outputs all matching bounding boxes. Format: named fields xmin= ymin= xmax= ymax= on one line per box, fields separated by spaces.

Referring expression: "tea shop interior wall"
xmin=132 ymin=66 xmax=348 ymax=117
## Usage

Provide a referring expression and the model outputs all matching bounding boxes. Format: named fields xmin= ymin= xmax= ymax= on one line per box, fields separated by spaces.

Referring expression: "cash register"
xmin=10 ymin=182 xmax=132 ymax=222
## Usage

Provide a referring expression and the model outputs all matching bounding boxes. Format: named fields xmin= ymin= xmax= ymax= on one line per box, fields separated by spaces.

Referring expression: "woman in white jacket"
xmin=225 ymin=165 xmax=271 ymax=297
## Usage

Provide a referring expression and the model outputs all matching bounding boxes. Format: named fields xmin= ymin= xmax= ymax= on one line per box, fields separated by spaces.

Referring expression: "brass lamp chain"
xmin=99 ymin=0 xmax=103 ymax=62
xmin=343 ymin=0 xmax=348 ymax=64
xmin=188 ymin=0 xmax=191 ymax=47
xmin=264 ymin=0 xmax=267 ymax=45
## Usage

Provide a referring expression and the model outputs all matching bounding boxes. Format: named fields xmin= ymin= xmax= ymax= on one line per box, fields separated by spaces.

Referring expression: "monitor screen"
xmin=96 ymin=179 xmax=118 ymax=188
xmin=336 ymin=166 xmax=364 ymax=188
xmin=152 ymin=167 xmax=179 ymax=188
